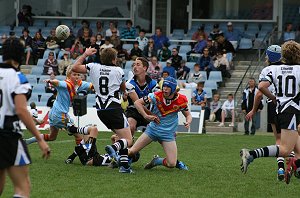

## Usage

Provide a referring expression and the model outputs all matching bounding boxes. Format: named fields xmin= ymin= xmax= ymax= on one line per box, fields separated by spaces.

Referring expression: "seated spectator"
xmin=0 ymin=34 xmax=7 ymax=46
xmin=197 ymin=48 xmax=215 ymax=76
xmin=182 ymin=63 xmax=203 ymax=89
xmin=100 ymin=37 xmax=114 ymax=54
xmin=42 ymin=52 xmax=58 ymax=75
xmin=206 ymin=37 xmax=217 ymax=58
xmin=47 ymin=89 xmax=57 ymax=108
xmin=79 ymin=28 xmax=91 ymax=48
xmin=135 ymin=29 xmax=148 ymax=50
xmin=110 ymin=28 xmax=121 ymax=48
xmin=20 ymin=28 xmax=33 ymax=65
xmin=130 ymin=41 xmax=143 ymax=60
xmin=224 ymin=22 xmax=250 ymax=50
xmin=158 ymin=71 xmax=179 ymax=91
xmin=58 ymin=51 xmax=72 ymax=75
xmin=17 ymin=5 xmax=34 ymax=28
xmin=192 ymin=25 xmax=208 ymax=42
xmin=32 ymin=31 xmax=46 ymax=59
xmin=209 ymin=93 xmax=222 ymax=122
xmin=148 ymin=56 xmax=162 ymax=81
xmin=94 ymin=21 xmax=105 ymax=36
xmin=218 ymin=94 xmax=235 ymax=127
xmin=121 ymin=20 xmax=136 ymax=39
xmin=45 ymin=72 xmax=57 ymax=93
xmin=143 ymin=38 xmax=157 ymax=59
xmin=151 ymin=27 xmax=170 ymax=50
xmin=214 ymin=50 xmax=231 ymax=78
xmin=176 ymin=60 xmax=190 ymax=80
xmin=106 ymin=21 xmax=120 ymax=37
xmin=190 ymin=35 xmax=207 ymax=54
xmin=46 ymin=28 xmax=60 ymax=53
xmin=70 ymin=38 xmax=84 ymax=59
xmin=209 ymin=24 xmax=223 ymax=41
xmin=158 ymin=43 xmax=171 ymax=61
xmin=86 ymin=36 xmax=100 ymax=63
xmin=170 ymin=48 xmax=182 ymax=70
xmin=192 ymin=82 xmax=207 ymax=109
xmin=162 ymin=59 xmax=176 ymax=79
xmin=62 ymin=28 xmax=75 ymax=51
xmin=280 ymin=22 xmax=296 ymax=43
xmin=116 ymin=43 xmax=130 ymax=67
xmin=77 ymin=19 xmax=93 ymax=38
xmin=96 ymin=34 xmax=104 ymax=46
xmin=216 ymin=35 xmax=235 ymax=65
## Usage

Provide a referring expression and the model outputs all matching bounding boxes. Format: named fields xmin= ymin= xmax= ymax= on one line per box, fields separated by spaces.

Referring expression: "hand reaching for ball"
xmin=84 ymin=47 xmax=97 ymax=56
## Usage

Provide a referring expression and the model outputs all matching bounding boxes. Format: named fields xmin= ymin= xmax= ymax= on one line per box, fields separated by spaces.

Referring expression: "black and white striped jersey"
xmin=260 ymin=65 xmax=300 ymax=114
xmin=0 ymin=63 xmax=32 ymax=135
xmin=86 ymin=63 xmax=125 ymax=109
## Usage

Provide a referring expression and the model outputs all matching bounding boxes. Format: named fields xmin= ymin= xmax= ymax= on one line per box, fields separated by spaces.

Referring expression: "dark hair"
xmin=2 ymin=38 xmax=25 ymax=64
xmin=228 ymin=93 xmax=233 ymax=97
xmin=197 ymin=82 xmax=204 ymax=86
xmin=126 ymin=20 xmax=133 ymax=26
xmin=139 ymin=29 xmax=146 ymax=33
xmin=81 ymin=19 xmax=90 ymax=26
xmin=136 ymin=57 xmax=149 ymax=70
xmin=133 ymin=41 xmax=139 ymax=45
xmin=155 ymin=27 xmax=162 ymax=32
xmin=22 ymin=28 xmax=29 ymax=34
xmin=104 ymin=36 xmax=111 ymax=42
xmin=100 ymin=48 xmax=117 ymax=65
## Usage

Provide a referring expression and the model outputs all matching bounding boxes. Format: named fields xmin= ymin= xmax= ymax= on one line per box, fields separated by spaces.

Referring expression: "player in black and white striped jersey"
xmin=241 ymin=41 xmax=300 ymax=184
xmin=72 ymin=47 xmax=133 ymax=173
xmin=0 ymin=38 xmax=50 ymax=198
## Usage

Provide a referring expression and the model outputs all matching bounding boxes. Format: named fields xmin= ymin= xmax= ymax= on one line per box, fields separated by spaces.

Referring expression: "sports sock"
xmin=289 ymin=151 xmax=295 ymax=158
xmin=67 ymin=151 xmax=78 ymax=161
xmin=277 ymin=157 xmax=285 ymax=169
xmin=13 ymin=194 xmax=24 ymax=198
xmin=111 ymin=139 xmax=128 ymax=151
xmin=119 ymin=148 xmax=129 ymax=169
xmin=249 ymin=145 xmax=279 ymax=159
xmin=25 ymin=134 xmax=49 ymax=145
xmin=175 ymin=160 xmax=181 ymax=168
xmin=77 ymin=126 xmax=89 ymax=135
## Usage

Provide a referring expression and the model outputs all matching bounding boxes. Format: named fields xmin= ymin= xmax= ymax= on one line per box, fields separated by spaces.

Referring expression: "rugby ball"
xmin=55 ymin=25 xmax=70 ymax=40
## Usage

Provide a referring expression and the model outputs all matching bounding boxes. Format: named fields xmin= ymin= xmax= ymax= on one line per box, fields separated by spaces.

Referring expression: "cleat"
xmin=108 ymin=156 xmax=120 ymax=169
xmin=65 ymin=158 xmax=73 ymax=164
xmin=240 ymin=149 xmax=254 ymax=174
xmin=277 ymin=168 xmax=285 ymax=181
xmin=119 ymin=166 xmax=134 ymax=173
xmin=144 ymin=155 xmax=160 ymax=169
xmin=105 ymin=145 xmax=117 ymax=160
xmin=285 ymin=157 xmax=296 ymax=184
xmin=218 ymin=123 xmax=225 ymax=127
xmin=177 ymin=161 xmax=189 ymax=170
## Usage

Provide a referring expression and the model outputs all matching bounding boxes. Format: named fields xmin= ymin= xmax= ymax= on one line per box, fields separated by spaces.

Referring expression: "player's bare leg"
xmin=7 ymin=166 xmax=30 ymax=198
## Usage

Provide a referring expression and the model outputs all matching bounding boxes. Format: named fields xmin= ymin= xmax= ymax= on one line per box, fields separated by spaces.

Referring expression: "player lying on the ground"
xmin=128 ymin=77 xmax=192 ymax=170
xmin=25 ymin=65 xmax=97 ymax=147
xmin=240 ymin=41 xmax=300 ymax=184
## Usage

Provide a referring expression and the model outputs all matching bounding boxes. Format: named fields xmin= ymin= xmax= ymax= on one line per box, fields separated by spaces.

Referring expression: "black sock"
xmin=86 ymin=137 xmax=96 ymax=145
xmin=175 ymin=160 xmax=180 ymax=168
xmin=249 ymin=145 xmax=279 ymax=159
xmin=68 ymin=151 xmax=78 ymax=160
xmin=119 ymin=148 xmax=129 ymax=169
xmin=277 ymin=157 xmax=285 ymax=169
xmin=295 ymin=159 xmax=300 ymax=168
xmin=111 ymin=139 xmax=127 ymax=151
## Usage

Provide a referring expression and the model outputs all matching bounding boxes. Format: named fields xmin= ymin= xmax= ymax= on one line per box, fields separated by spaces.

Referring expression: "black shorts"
xmin=0 ymin=133 xmax=31 ymax=169
xmin=276 ymin=113 xmax=300 ymax=131
xmin=97 ymin=108 xmax=129 ymax=130
xmin=267 ymin=102 xmax=277 ymax=124
xmin=125 ymin=108 xmax=149 ymax=127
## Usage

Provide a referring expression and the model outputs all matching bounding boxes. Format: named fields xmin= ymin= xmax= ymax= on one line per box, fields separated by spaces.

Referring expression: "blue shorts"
xmin=144 ymin=126 xmax=176 ymax=142
xmin=49 ymin=110 xmax=74 ymax=129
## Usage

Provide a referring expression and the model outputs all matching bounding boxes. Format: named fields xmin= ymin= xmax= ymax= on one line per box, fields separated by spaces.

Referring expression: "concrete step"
xmin=205 ymin=126 xmax=235 ymax=133
xmin=235 ymin=61 xmax=252 ymax=65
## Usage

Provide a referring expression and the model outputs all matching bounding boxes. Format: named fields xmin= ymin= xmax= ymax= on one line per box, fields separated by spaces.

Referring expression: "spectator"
xmin=170 ymin=48 xmax=182 ymax=70
xmin=20 ymin=28 xmax=33 ymax=65
xmin=209 ymin=93 xmax=222 ymax=122
xmin=214 ymin=50 xmax=231 ymax=78
xmin=30 ymin=102 xmax=44 ymax=125
xmin=121 ymin=20 xmax=136 ymax=39
xmin=116 ymin=43 xmax=130 ymax=68
xmin=47 ymin=89 xmax=57 ymax=108
xmin=42 ymin=51 xmax=58 ymax=75
xmin=206 ymin=37 xmax=217 ymax=58
xmin=17 ymin=4 xmax=34 ymax=28
xmin=209 ymin=24 xmax=223 ymax=41
xmin=32 ymin=31 xmax=46 ymax=59
xmin=0 ymin=34 xmax=7 ymax=47
xmin=224 ymin=22 xmax=251 ymax=50
xmin=192 ymin=82 xmax=207 ymax=108
xmin=148 ymin=56 xmax=162 ymax=81
xmin=94 ymin=21 xmax=105 ymax=36
xmin=158 ymin=43 xmax=171 ymax=61
xmin=45 ymin=72 xmax=57 ymax=93
xmin=218 ymin=94 xmax=235 ymax=127
xmin=135 ymin=29 xmax=148 ymax=50
xmin=70 ymin=38 xmax=84 ymax=59
xmin=216 ymin=35 xmax=235 ymax=64
xmin=280 ymin=22 xmax=296 ymax=43
xmin=96 ymin=33 xmax=104 ymax=46
xmin=143 ymin=38 xmax=157 ymax=59
xmin=100 ymin=37 xmax=114 ymax=54
xmin=162 ymin=59 xmax=176 ymax=79
xmin=106 ymin=21 xmax=120 ymax=37
xmin=176 ymin=60 xmax=190 ymax=80
xmin=186 ymin=63 xmax=203 ymax=88
xmin=86 ymin=36 xmax=100 ymax=63
xmin=242 ymin=78 xmax=263 ymax=135
xmin=45 ymin=28 xmax=60 ymax=53
xmin=197 ymin=48 xmax=214 ymax=74
xmin=189 ymin=34 xmax=207 ymax=57
xmin=77 ymin=19 xmax=93 ymax=38
xmin=192 ymin=25 xmax=208 ymax=42
xmin=151 ymin=27 xmax=170 ymax=50
xmin=62 ymin=28 xmax=75 ymax=51
xmin=130 ymin=41 xmax=143 ymax=60
xmin=79 ymin=28 xmax=91 ymax=48
xmin=58 ymin=51 xmax=72 ymax=75
xmin=110 ymin=28 xmax=121 ymax=48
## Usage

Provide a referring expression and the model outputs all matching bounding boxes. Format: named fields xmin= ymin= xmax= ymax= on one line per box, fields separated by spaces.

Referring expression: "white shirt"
xmin=222 ymin=99 xmax=234 ymax=110
xmin=135 ymin=36 xmax=148 ymax=50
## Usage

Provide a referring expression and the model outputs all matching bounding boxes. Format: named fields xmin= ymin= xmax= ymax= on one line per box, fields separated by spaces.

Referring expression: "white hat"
xmin=227 ymin=22 xmax=233 ymax=26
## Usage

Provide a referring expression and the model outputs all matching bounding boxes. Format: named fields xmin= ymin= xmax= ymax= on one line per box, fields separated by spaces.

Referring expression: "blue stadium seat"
xmin=56 ymin=75 xmax=66 ymax=81
xmin=179 ymin=45 xmax=191 ymax=54
xmin=87 ymin=94 xmax=96 ymax=107
xmin=36 ymin=100 xmax=48 ymax=106
xmin=57 ymin=50 xmax=70 ymax=59
xmin=246 ymin=23 xmax=259 ymax=32
xmin=38 ymin=75 xmax=50 ymax=84
xmin=31 ymin=67 xmax=43 ymax=75
xmin=122 ymin=44 xmax=133 ymax=52
xmin=60 ymin=20 xmax=73 ymax=28
xmin=34 ymin=19 xmax=45 ymax=27
xmin=186 ymin=62 xmax=197 ymax=69
xmin=238 ymin=38 xmax=253 ymax=50
xmin=46 ymin=20 xmax=59 ymax=27
xmin=26 ymin=74 xmax=38 ymax=85
xmin=260 ymin=23 xmax=273 ymax=31
xmin=32 ymin=84 xmax=46 ymax=94
xmin=28 ymin=94 xmax=39 ymax=103
xmin=172 ymin=29 xmax=184 ymax=40
xmin=37 ymin=59 xmax=46 ymax=67
xmin=191 ymin=105 xmax=201 ymax=112
xmin=208 ymin=71 xmax=222 ymax=83
xmin=40 ymin=93 xmax=53 ymax=102
xmin=199 ymin=71 xmax=208 ymax=82
xmin=43 ymin=50 xmax=57 ymax=59
xmin=125 ymin=60 xmax=134 ymax=69
xmin=179 ymin=53 xmax=187 ymax=62
xmin=204 ymin=80 xmax=218 ymax=90
xmin=28 ymin=26 xmax=41 ymax=35
xmin=205 ymin=88 xmax=213 ymax=99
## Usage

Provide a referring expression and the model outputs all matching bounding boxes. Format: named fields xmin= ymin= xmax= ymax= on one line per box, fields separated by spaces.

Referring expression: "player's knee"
xmin=166 ymin=159 xmax=177 ymax=168
xmin=280 ymin=147 xmax=293 ymax=157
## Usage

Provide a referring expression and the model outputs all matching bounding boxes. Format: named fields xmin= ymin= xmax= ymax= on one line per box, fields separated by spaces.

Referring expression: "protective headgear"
xmin=163 ymin=77 xmax=177 ymax=95
xmin=266 ymin=45 xmax=281 ymax=63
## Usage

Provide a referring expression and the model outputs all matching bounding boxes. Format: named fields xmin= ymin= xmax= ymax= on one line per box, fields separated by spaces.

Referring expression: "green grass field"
xmin=2 ymin=131 xmax=300 ymax=197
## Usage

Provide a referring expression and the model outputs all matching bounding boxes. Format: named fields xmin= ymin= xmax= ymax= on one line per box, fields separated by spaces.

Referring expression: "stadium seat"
xmin=31 ymin=66 xmax=43 ymax=75
xmin=122 ymin=44 xmax=133 ymax=53
xmin=205 ymin=88 xmax=213 ymax=99
xmin=246 ymin=23 xmax=259 ymax=32
xmin=179 ymin=53 xmax=187 ymax=62
xmin=238 ymin=38 xmax=253 ymax=50
xmin=179 ymin=45 xmax=191 ymax=54
xmin=28 ymin=94 xmax=39 ymax=103
xmin=36 ymin=100 xmax=48 ymax=106
xmin=208 ymin=71 xmax=222 ymax=83
xmin=57 ymin=50 xmax=70 ymax=59
xmin=40 ymin=93 xmax=53 ymax=102
xmin=125 ymin=60 xmax=134 ymax=69
xmin=87 ymin=94 xmax=96 ymax=107
xmin=172 ymin=29 xmax=184 ymax=40
xmin=204 ymin=80 xmax=218 ymax=90
xmin=34 ymin=19 xmax=45 ymax=27
xmin=38 ymin=75 xmax=49 ymax=84
xmin=26 ymin=74 xmax=38 ymax=85
xmin=260 ymin=23 xmax=273 ymax=31
xmin=190 ymin=105 xmax=201 ymax=112
xmin=56 ymin=75 xmax=66 ymax=81
xmin=60 ymin=20 xmax=73 ymax=28
xmin=199 ymin=71 xmax=208 ymax=82
xmin=37 ymin=59 xmax=46 ymax=67
xmin=43 ymin=50 xmax=57 ymax=59
xmin=168 ymin=44 xmax=178 ymax=51
xmin=186 ymin=62 xmax=197 ymax=70
xmin=46 ymin=20 xmax=59 ymax=27
xmin=32 ymin=84 xmax=46 ymax=94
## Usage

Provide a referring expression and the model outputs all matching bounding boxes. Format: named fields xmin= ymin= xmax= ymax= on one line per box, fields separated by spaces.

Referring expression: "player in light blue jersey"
xmin=25 ymin=65 xmax=98 ymax=146
xmin=129 ymin=77 xmax=192 ymax=170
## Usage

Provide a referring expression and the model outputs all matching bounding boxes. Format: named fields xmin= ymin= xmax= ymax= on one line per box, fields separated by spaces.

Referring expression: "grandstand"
xmin=0 ymin=0 xmax=299 ymax=134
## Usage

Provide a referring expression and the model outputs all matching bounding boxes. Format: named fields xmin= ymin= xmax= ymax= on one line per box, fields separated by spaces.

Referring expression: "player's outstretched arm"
xmin=245 ymin=90 xmax=263 ymax=121
xmin=182 ymin=109 xmax=192 ymax=129
xmin=73 ymin=47 xmax=97 ymax=74
xmin=14 ymin=94 xmax=50 ymax=159
xmin=44 ymin=79 xmax=59 ymax=87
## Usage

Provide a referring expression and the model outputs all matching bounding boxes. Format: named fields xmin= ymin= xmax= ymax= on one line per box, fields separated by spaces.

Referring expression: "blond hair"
xmin=66 ymin=65 xmax=73 ymax=78
xmin=281 ymin=40 xmax=300 ymax=64
xmin=100 ymin=48 xmax=117 ymax=65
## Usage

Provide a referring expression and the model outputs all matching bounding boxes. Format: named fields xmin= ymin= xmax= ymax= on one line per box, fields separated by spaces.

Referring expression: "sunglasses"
xmin=172 ymin=51 xmax=177 ymax=52
xmin=112 ymin=32 xmax=117 ymax=33
xmin=148 ymin=41 xmax=153 ymax=43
